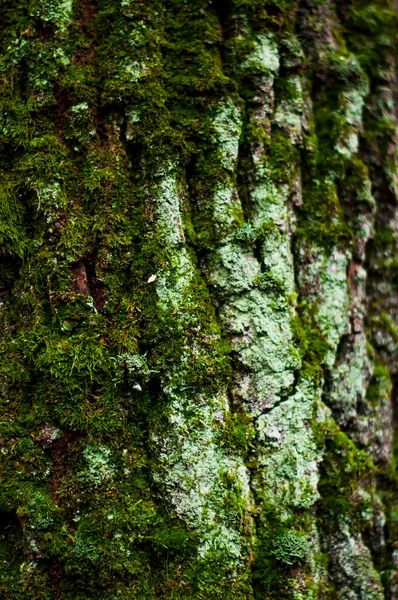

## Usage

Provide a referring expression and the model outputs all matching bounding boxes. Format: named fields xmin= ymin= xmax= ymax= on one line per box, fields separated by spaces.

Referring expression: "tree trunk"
xmin=0 ymin=0 xmax=398 ymax=598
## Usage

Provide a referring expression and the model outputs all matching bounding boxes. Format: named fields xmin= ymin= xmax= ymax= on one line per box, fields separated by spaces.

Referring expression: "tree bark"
xmin=0 ymin=0 xmax=398 ymax=598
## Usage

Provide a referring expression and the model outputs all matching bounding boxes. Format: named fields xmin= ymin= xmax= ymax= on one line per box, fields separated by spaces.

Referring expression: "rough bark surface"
xmin=0 ymin=0 xmax=398 ymax=598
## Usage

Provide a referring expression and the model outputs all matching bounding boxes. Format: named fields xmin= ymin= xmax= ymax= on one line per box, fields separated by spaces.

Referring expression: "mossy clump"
xmin=271 ymin=530 xmax=309 ymax=565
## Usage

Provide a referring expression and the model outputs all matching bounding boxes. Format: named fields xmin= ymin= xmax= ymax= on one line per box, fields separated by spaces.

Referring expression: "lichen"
xmin=78 ymin=444 xmax=115 ymax=487
xmin=212 ymin=100 xmax=242 ymax=171
xmin=298 ymin=245 xmax=351 ymax=366
xmin=148 ymin=167 xmax=254 ymax=583
xmin=255 ymin=378 xmax=325 ymax=511
xmin=243 ymin=35 xmax=280 ymax=74
xmin=326 ymin=521 xmax=384 ymax=600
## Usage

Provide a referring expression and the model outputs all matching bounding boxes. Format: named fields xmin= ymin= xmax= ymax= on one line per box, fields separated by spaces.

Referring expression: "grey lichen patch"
xmin=301 ymin=522 xmax=329 ymax=600
xmin=326 ymin=334 xmax=392 ymax=465
xmin=212 ymin=100 xmax=242 ymax=172
xmin=206 ymin=243 xmax=261 ymax=297
xmin=152 ymin=388 xmax=252 ymax=568
xmin=327 ymin=521 xmax=384 ymax=600
xmin=221 ymin=288 xmax=299 ymax=414
xmin=255 ymin=378 xmax=324 ymax=511
xmin=212 ymin=184 xmax=244 ymax=233
xmin=298 ymin=245 xmax=351 ymax=366
xmin=328 ymin=333 xmax=373 ymax=435
xmin=274 ymin=75 xmax=304 ymax=144
xmin=367 ymin=213 xmax=398 ymax=375
xmin=151 ymin=168 xmax=185 ymax=248
xmin=363 ymin=363 xmax=393 ymax=465
xmin=335 ymin=57 xmax=369 ymax=160
xmin=243 ymin=35 xmax=280 ymax=74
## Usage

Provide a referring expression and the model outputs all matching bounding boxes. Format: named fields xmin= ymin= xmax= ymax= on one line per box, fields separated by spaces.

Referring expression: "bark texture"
xmin=0 ymin=0 xmax=398 ymax=598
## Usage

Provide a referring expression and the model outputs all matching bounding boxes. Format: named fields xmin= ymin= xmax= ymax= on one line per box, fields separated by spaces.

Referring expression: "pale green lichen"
xmin=202 ymin=56 xmax=326 ymax=591
xmin=255 ymin=378 xmax=325 ymax=510
xmin=74 ymin=535 xmax=100 ymax=561
xmin=249 ymin=168 xmax=296 ymax=295
xmin=250 ymin=167 xmax=290 ymax=227
xmin=155 ymin=247 xmax=194 ymax=313
xmin=123 ymin=60 xmax=147 ymax=83
xmin=211 ymin=184 xmax=243 ymax=232
xmin=21 ymin=492 xmax=57 ymax=532
xmin=209 ymin=98 xmax=244 ymax=233
xmin=148 ymin=169 xmax=253 ymax=572
xmin=207 ymin=159 xmax=299 ymax=414
xmin=299 ymin=245 xmax=351 ymax=366
xmin=70 ymin=103 xmax=89 ymax=114
xmin=221 ymin=288 xmax=299 ymax=414
xmin=260 ymin=227 xmax=296 ymax=296
xmin=243 ymin=35 xmax=280 ymax=74
xmin=36 ymin=182 xmax=66 ymax=213
xmin=79 ymin=445 xmax=115 ymax=487
xmin=206 ymin=243 xmax=261 ymax=297
xmin=335 ymin=58 xmax=369 ymax=160
xmin=274 ymin=75 xmax=304 ymax=144
xmin=152 ymin=169 xmax=185 ymax=248
xmin=329 ymin=334 xmax=370 ymax=416
xmin=212 ymin=100 xmax=242 ymax=172
xmin=152 ymin=388 xmax=252 ymax=567
xmin=241 ymin=34 xmax=280 ymax=117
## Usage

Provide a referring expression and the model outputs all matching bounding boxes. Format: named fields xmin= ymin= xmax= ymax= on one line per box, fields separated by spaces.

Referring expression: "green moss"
xmin=366 ymin=364 xmax=392 ymax=405
xmin=318 ymin=426 xmax=375 ymax=519
xmin=271 ymin=530 xmax=309 ymax=565
xmin=268 ymin=128 xmax=300 ymax=183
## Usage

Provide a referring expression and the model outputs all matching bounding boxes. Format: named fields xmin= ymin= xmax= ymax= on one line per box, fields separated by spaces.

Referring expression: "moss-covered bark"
xmin=0 ymin=0 xmax=398 ymax=598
